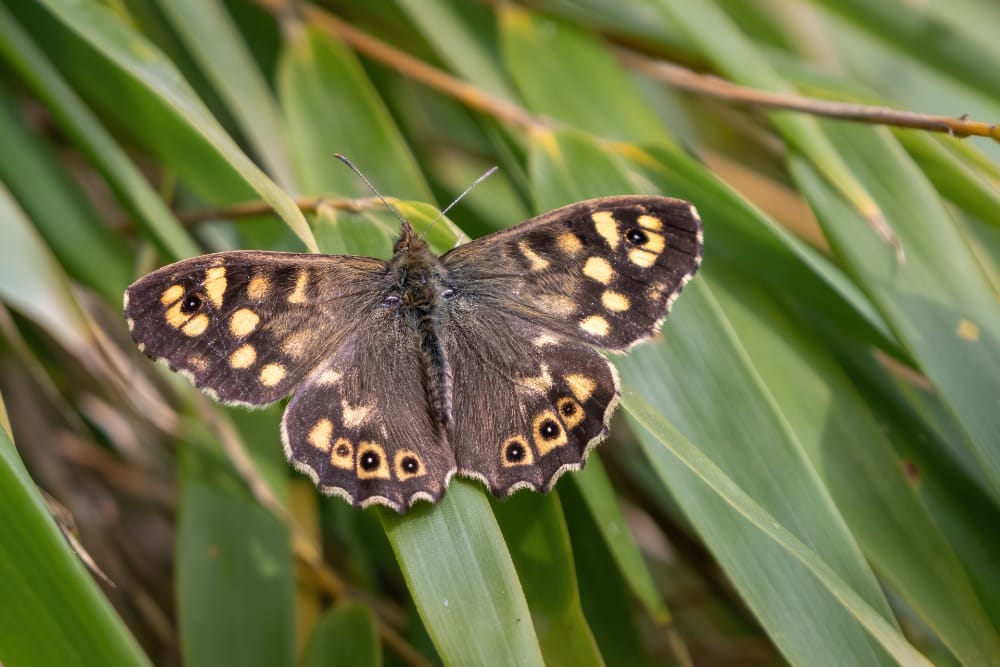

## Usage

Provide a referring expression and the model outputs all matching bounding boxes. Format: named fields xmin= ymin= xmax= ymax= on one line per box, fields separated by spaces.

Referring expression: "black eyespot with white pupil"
xmin=505 ymin=441 xmax=526 ymax=462
xmin=625 ymin=228 xmax=648 ymax=245
xmin=401 ymin=455 xmax=420 ymax=474
xmin=539 ymin=419 xmax=561 ymax=440
xmin=180 ymin=294 xmax=203 ymax=314
xmin=360 ymin=451 xmax=381 ymax=471
xmin=560 ymin=401 xmax=578 ymax=418
xmin=335 ymin=443 xmax=350 ymax=457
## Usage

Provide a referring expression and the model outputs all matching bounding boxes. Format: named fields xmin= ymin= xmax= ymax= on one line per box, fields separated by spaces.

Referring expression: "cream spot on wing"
xmin=557 ymin=232 xmax=583 ymax=255
xmin=165 ymin=301 xmax=189 ymax=329
xmin=330 ymin=438 xmax=353 ymax=469
xmin=566 ymin=374 xmax=595 ymax=402
xmin=126 ymin=318 xmax=135 ymax=332
xmin=288 ymin=269 xmax=309 ymax=304
xmin=182 ymin=314 xmax=210 ymax=337
xmin=628 ymin=248 xmax=657 ymax=268
xmin=520 ymin=364 xmax=553 ymax=393
xmin=281 ymin=330 xmax=311 ymax=359
xmin=957 ymin=319 xmax=980 ymax=341
xmin=137 ymin=342 xmax=145 ymax=353
xmin=317 ymin=370 xmax=342 ymax=386
xmin=161 ymin=284 xmax=185 ymax=305
xmin=580 ymin=315 xmax=610 ymax=337
xmin=229 ymin=344 xmax=257 ymax=369
xmin=186 ymin=354 xmax=208 ymax=373
xmin=341 ymin=400 xmax=373 ymax=427
xmin=538 ymin=294 xmax=577 ymax=316
xmin=230 ymin=308 xmax=260 ymax=337
xmin=582 ymin=256 xmax=615 ymax=284
xmin=308 ymin=419 xmax=332 ymax=452
xmin=638 ymin=214 xmax=663 ymax=231
xmin=260 ymin=363 xmax=286 ymax=387
xmin=648 ymin=282 xmax=668 ymax=302
xmin=247 ymin=275 xmax=270 ymax=300
xmin=532 ymin=333 xmax=558 ymax=347
xmin=642 ymin=231 xmax=665 ymax=254
xmin=592 ymin=210 xmax=619 ymax=249
xmin=204 ymin=266 xmax=227 ymax=308
xmin=601 ymin=290 xmax=630 ymax=312
xmin=518 ymin=239 xmax=550 ymax=271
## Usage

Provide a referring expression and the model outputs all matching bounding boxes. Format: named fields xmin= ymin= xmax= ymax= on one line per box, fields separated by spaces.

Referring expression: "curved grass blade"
xmin=0 ymin=403 xmax=151 ymax=667
xmin=155 ymin=0 xmax=296 ymax=190
xmin=0 ymin=3 xmax=198 ymax=260
xmin=34 ymin=0 xmax=317 ymax=252
xmin=381 ymin=480 xmax=544 ymax=667
xmin=788 ymin=124 xmax=1000 ymax=497
xmin=301 ymin=602 xmax=380 ymax=667
xmin=494 ymin=492 xmax=603 ymax=667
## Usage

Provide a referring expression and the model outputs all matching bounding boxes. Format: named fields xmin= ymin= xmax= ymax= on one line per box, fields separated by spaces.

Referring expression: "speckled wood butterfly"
xmin=124 ymin=196 xmax=702 ymax=512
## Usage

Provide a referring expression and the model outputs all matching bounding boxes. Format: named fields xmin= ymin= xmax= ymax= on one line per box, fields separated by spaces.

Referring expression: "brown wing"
xmin=441 ymin=195 xmax=703 ymax=352
xmin=281 ymin=320 xmax=456 ymax=512
xmin=442 ymin=309 xmax=618 ymax=496
xmin=125 ymin=250 xmax=454 ymax=511
xmin=124 ymin=250 xmax=384 ymax=406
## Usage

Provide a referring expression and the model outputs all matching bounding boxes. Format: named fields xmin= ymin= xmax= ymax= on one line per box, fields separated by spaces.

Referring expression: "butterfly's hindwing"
xmin=445 ymin=310 xmax=618 ymax=495
xmin=125 ymin=251 xmax=385 ymax=405
xmin=282 ymin=324 xmax=456 ymax=511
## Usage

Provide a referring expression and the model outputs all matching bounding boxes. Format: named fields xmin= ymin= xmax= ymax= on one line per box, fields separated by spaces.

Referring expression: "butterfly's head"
xmin=392 ymin=219 xmax=428 ymax=257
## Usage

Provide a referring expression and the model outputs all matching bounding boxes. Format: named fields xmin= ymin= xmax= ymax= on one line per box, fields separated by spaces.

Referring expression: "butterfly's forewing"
xmin=442 ymin=195 xmax=703 ymax=352
xmin=440 ymin=195 xmax=702 ymax=490
xmin=125 ymin=251 xmax=383 ymax=405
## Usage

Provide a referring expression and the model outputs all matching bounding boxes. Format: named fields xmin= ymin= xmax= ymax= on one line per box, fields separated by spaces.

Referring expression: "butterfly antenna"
xmin=421 ymin=165 xmax=498 ymax=240
xmin=333 ymin=153 xmax=408 ymax=227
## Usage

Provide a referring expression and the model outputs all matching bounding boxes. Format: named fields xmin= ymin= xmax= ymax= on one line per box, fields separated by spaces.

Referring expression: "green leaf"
xmin=300 ymin=602 xmax=380 ymax=667
xmin=0 ymin=2 xmax=198 ymax=260
xmin=789 ymin=123 xmax=1000 ymax=496
xmin=33 ymin=0 xmax=316 ymax=252
xmin=278 ymin=25 xmax=431 ymax=201
xmin=381 ymin=481 xmax=544 ymax=667
xmin=155 ymin=0 xmax=296 ymax=190
xmin=494 ymin=492 xmax=602 ymax=667
xmin=0 ymin=401 xmax=151 ymax=667
xmin=177 ymin=430 xmax=295 ymax=667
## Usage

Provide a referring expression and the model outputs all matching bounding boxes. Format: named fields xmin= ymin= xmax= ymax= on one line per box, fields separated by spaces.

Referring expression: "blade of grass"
xmin=381 ymin=481 xmax=545 ymax=667
xmin=34 ymin=0 xmax=316 ymax=252
xmin=710 ymin=262 xmax=1000 ymax=664
xmin=788 ymin=122 xmax=1000 ymax=497
xmin=155 ymin=0 xmax=296 ymax=191
xmin=301 ymin=602 xmax=381 ymax=667
xmin=0 ymin=400 xmax=151 ymax=667
xmin=0 ymin=2 xmax=198 ymax=260
xmin=0 ymin=82 xmax=130 ymax=300
xmin=494 ymin=492 xmax=603 ymax=667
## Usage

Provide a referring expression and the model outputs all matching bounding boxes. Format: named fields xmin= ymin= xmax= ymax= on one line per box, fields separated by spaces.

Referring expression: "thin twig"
xmin=617 ymin=49 xmax=1000 ymax=141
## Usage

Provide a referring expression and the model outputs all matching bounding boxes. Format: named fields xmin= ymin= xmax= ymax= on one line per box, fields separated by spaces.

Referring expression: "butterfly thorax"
xmin=386 ymin=221 xmax=454 ymax=430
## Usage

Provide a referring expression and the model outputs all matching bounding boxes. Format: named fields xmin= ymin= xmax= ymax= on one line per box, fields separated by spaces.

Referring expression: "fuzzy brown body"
xmin=124 ymin=196 xmax=703 ymax=511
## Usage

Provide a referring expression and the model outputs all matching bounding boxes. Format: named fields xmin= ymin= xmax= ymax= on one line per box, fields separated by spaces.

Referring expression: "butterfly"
xmin=124 ymin=195 xmax=702 ymax=512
